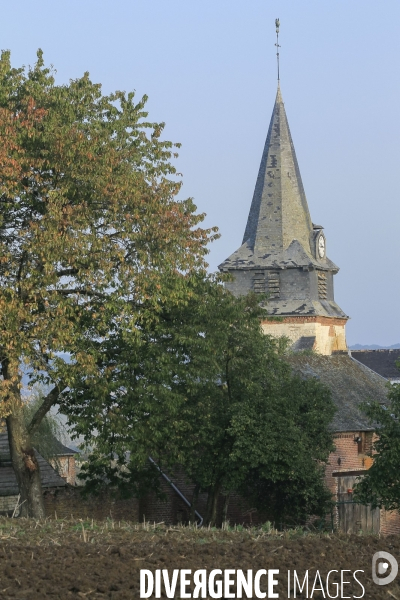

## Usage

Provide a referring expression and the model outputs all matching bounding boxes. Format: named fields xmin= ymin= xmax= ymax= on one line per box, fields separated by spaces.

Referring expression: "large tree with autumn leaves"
xmin=0 ymin=50 xmax=216 ymax=517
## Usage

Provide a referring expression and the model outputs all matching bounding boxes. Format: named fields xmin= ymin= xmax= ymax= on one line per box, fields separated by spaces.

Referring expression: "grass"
xmin=0 ymin=515 xmax=375 ymax=549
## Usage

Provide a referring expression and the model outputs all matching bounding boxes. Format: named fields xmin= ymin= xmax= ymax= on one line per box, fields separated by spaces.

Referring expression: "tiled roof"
xmin=286 ymin=353 xmax=389 ymax=432
xmin=220 ymin=239 xmax=338 ymax=272
xmin=51 ymin=437 xmax=79 ymax=456
xmin=0 ymin=433 xmax=67 ymax=496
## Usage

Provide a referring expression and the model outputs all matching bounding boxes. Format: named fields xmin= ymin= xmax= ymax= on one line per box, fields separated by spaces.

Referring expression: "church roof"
xmin=220 ymin=239 xmax=338 ymax=272
xmin=219 ymin=86 xmax=334 ymax=272
xmin=286 ymin=354 xmax=389 ymax=432
xmin=264 ymin=297 xmax=348 ymax=319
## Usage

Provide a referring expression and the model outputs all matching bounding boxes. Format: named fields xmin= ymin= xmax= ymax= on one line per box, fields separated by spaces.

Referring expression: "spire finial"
xmin=275 ymin=18 xmax=280 ymax=82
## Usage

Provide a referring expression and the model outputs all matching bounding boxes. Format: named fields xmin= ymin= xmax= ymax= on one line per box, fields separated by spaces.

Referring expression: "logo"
xmin=372 ymin=551 xmax=398 ymax=586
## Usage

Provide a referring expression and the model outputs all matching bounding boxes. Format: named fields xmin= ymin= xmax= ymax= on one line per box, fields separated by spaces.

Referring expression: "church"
xmin=218 ymin=81 xmax=399 ymax=535
xmin=218 ymin=83 xmax=347 ymax=355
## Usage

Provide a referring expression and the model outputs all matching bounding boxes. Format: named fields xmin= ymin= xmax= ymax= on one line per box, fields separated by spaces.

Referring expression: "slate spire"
xmin=242 ymin=84 xmax=313 ymax=255
xmin=218 ymin=43 xmax=348 ymax=351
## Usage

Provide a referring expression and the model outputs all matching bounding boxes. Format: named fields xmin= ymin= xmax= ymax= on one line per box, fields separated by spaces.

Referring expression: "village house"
xmin=49 ymin=437 xmax=78 ymax=486
xmin=0 ymin=430 xmax=140 ymax=520
xmin=0 ymin=432 xmax=68 ymax=516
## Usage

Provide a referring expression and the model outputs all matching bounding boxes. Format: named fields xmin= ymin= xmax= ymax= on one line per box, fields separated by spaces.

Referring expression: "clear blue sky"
xmin=3 ymin=1 xmax=400 ymax=346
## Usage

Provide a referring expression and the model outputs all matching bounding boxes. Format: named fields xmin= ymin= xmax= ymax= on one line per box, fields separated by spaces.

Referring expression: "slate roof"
xmin=220 ymin=239 xmax=338 ymax=272
xmin=350 ymin=350 xmax=400 ymax=380
xmin=218 ymin=84 xmax=347 ymax=321
xmin=0 ymin=433 xmax=68 ymax=496
xmin=52 ymin=437 xmax=79 ymax=456
xmin=219 ymin=86 xmax=336 ymax=272
xmin=286 ymin=354 xmax=389 ymax=432
xmin=262 ymin=298 xmax=348 ymax=319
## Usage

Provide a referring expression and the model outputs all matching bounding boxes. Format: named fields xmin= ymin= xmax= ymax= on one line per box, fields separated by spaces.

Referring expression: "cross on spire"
xmin=275 ymin=18 xmax=280 ymax=82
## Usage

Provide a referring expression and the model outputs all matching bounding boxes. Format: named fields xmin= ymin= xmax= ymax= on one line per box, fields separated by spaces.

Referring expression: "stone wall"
xmin=262 ymin=316 xmax=347 ymax=355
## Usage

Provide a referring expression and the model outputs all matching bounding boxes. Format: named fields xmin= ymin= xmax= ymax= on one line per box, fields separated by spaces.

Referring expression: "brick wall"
xmin=139 ymin=468 xmax=262 ymax=527
xmin=380 ymin=509 xmax=400 ymax=536
xmin=261 ymin=317 xmax=347 ymax=355
xmin=4 ymin=432 xmax=398 ymax=534
xmin=326 ymin=432 xmax=370 ymax=528
xmin=50 ymin=456 xmax=76 ymax=485
xmin=43 ymin=487 xmax=139 ymax=522
xmin=0 ymin=495 xmax=19 ymax=516
xmin=324 ymin=431 xmax=400 ymax=535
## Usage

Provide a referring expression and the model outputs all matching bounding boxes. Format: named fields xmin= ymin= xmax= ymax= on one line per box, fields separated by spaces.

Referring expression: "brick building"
xmin=49 ymin=438 xmax=78 ymax=485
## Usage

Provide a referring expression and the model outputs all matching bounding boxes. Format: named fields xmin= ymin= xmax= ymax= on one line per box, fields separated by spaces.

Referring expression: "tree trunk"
xmin=189 ymin=483 xmax=200 ymax=524
xmin=205 ymin=480 xmax=222 ymax=526
xmin=6 ymin=405 xmax=46 ymax=519
xmin=222 ymin=491 xmax=231 ymax=525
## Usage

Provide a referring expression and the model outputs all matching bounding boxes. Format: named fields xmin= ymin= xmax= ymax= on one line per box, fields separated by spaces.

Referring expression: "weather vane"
xmin=275 ymin=18 xmax=280 ymax=82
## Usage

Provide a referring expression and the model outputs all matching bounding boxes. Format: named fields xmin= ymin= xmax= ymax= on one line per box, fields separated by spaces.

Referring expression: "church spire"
xmin=218 ymin=20 xmax=348 ymax=354
xmin=242 ymin=85 xmax=314 ymax=257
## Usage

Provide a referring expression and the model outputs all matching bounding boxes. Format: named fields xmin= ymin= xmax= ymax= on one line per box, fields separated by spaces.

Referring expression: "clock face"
xmin=318 ymin=235 xmax=325 ymax=258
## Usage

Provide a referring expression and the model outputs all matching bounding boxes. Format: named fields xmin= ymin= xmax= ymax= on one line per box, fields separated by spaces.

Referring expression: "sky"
xmin=2 ymin=0 xmax=400 ymax=346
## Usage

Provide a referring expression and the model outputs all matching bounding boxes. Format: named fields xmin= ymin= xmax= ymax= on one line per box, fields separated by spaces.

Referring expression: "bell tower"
xmin=218 ymin=82 xmax=348 ymax=355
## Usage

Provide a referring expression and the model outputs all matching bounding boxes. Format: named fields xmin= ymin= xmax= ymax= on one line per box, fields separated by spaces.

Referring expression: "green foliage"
xmin=0 ymin=49 xmax=217 ymax=515
xmin=0 ymin=50 xmax=335 ymax=522
xmin=353 ymin=379 xmax=400 ymax=511
xmin=73 ymin=281 xmax=335 ymax=525
xmin=0 ymin=48 xmax=216 ymax=409
xmin=241 ymin=464 xmax=334 ymax=527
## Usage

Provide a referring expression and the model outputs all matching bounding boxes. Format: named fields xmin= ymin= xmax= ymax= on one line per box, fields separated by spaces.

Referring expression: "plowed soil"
xmin=0 ymin=519 xmax=399 ymax=599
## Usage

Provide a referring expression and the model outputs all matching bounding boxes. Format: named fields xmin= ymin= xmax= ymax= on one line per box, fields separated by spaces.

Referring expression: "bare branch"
xmin=56 ymin=289 xmax=107 ymax=299
xmin=56 ymin=268 xmax=79 ymax=277
xmin=27 ymin=384 xmax=66 ymax=436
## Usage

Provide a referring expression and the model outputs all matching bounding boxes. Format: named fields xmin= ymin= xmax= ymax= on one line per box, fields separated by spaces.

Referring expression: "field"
xmin=0 ymin=518 xmax=399 ymax=599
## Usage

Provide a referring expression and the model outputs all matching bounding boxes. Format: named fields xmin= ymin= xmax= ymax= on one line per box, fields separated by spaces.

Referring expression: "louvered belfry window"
xmin=317 ymin=271 xmax=327 ymax=299
xmin=253 ymin=271 xmax=265 ymax=293
xmin=267 ymin=271 xmax=280 ymax=298
xmin=253 ymin=271 xmax=280 ymax=297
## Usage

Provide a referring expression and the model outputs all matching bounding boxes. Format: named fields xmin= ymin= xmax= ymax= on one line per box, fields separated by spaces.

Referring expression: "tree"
xmin=0 ymin=50 xmax=216 ymax=517
xmin=22 ymin=390 xmax=66 ymax=472
xmin=75 ymin=284 xmax=335 ymax=526
xmin=353 ymin=378 xmax=400 ymax=511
